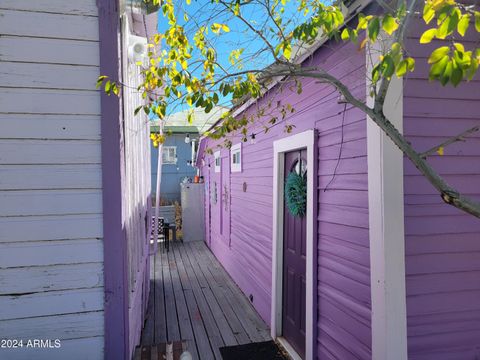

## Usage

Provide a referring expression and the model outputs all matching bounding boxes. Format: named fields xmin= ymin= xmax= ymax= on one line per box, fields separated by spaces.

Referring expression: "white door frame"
xmin=271 ymin=129 xmax=317 ymax=360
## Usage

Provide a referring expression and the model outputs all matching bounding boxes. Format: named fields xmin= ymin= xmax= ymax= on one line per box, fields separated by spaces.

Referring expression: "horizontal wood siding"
xmin=0 ymin=2 xmax=104 ymax=358
xmin=121 ymin=17 xmax=152 ymax=357
xmin=403 ymin=19 xmax=480 ymax=359
xmin=199 ymin=39 xmax=371 ymax=358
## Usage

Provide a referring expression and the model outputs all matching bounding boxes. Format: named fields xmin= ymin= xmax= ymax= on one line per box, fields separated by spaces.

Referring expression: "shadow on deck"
xmin=137 ymin=241 xmax=271 ymax=359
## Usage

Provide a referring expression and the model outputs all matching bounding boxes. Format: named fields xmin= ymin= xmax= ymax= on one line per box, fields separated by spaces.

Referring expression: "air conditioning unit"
xmin=128 ymin=34 xmax=147 ymax=63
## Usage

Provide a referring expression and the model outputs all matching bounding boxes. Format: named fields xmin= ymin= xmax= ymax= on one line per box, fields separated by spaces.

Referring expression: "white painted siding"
xmin=121 ymin=16 xmax=152 ymax=355
xmin=0 ymin=2 xmax=104 ymax=359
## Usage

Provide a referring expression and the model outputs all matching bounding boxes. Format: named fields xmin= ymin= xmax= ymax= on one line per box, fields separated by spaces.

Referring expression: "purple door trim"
xmin=98 ymin=1 xmax=129 ymax=359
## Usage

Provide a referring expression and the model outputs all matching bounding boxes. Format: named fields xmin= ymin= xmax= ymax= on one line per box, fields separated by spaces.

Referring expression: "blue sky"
xmin=156 ymin=0 xmax=303 ymax=114
xmin=157 ymin=1 xmax=277 ymax=72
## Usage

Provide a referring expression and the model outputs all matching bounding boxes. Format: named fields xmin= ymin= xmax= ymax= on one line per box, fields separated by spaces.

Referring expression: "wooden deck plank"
xmin=187 ymin=243 xmax=251 ymax=345
xmin=141 ymin=258 xmax=155 ymax=346
xmin=150 ymin=345 xmax=158 ymax=360
xmin=177 ymin=243 xmax=225 ymax=360
xmin=190 ymin=242 xmax=271 ymax=341
xmin=185 ymin=245 xmax=238 ymax=346
xmin=167 ymin=247 xmax=199 ymax=360
xmin=141 ymin=283 xmax=155 ymax=345
xmin=183 ymin=289 xmax=216 ymax=360
xmin=139 ymin=241 xmax=270 ymax=359
xmin=172 ymin=244 xmax=215 ymax=360
xmin=161 ymin=250 xmax=181 ymax=342
xmin=193 ymin=245 xmax=268 ymax=343
xmin=154 ymin=249 xmax=167 ymax=344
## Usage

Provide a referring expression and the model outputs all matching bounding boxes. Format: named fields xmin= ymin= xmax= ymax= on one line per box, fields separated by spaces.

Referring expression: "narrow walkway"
xmin=139 ymin=241 xmax=271 ymax=359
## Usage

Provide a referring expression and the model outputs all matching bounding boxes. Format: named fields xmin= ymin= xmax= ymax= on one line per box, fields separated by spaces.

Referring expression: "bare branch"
xmin=420 ymin=126 xmax=480 ymax=159
xmin=217 ymin=0 xmax=285 ymax=64
xmin=272 ymin=66 xmax=480 ymax=218
xmin=369 ymin=112 xmax=480 ymax=217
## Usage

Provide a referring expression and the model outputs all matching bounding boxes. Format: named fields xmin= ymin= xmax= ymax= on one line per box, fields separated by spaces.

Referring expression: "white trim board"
xmin=230 ymin=142 xmax=242 ymax=173
xmin=366 ymin=43 xmax=408 ymax=359
xmin=214 ymin=150 xmax=221 ymax=173
xmin=271 ymin=129 xmax=317 ymax=360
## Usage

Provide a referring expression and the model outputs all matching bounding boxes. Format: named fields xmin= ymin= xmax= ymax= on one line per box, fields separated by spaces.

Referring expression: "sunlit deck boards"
xmin=139 ymin=241 xmax=270 ymax=360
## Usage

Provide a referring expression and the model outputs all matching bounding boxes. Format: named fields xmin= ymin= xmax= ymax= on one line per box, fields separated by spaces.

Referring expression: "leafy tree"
xmin=99 ymin=0 xmax=480 ymax=217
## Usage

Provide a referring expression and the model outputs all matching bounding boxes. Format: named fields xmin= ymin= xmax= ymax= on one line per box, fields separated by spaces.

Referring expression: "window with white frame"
xmin=162 ymin=146 xmax=177 ymax=164
xmin=230 ymin=143 xmax=242 ymax=172
xmin=214 ymin=151 xmax=221 ymax=173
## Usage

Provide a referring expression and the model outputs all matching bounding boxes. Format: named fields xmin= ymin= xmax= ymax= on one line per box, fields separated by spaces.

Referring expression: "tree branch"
xmin=368 ymin=112 xmax=480 ymax=218
xmin=278 ymin=67 xmax=480 ymax=218
xmin=217 ymin=0 xmax=285 ymax=64
xmin=420 ymin=126 xmax=480 ymax=159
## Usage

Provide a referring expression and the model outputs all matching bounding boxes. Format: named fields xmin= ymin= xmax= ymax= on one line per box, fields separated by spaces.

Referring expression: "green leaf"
xmin=457 ymin=14 xmax=470 ymax=36
xmin=390 ymin=42 xmax=401 ymax=57
xmin=382 ymin=14 xmax=399 ymax=35
xmin=429 ymin=55 xmax=449 ymax=78
xmin=453 ymin=42 xmax=465 ymax=53
xmin=428 ymin=46 xmax=450 ymax=64
xmin=233 ymin=3 xmax=240 ymax=16
xmin=420 ymin=28 xmax=437 ymax=43
xmin=451 ymin=61 xmax=463 ymax=86
xmin=367 ymin=17 xmax=380 ymax=42
xmin=112 ymin=83 xmax=119 ymax=96
xmin=453 ymin=48 xmax=471 ymax=68
xmin=105 ymin=80 xmax=111 ymax=95
xmin=357 ymin=14 xmax=370 ymax=30
xmin=372 ymin=64 xmax=380 ymax=83
xmin=475 ymin=11 xmax=480 ymax=32
xmin=406 ymin=57 xmax=416 ymax=72
xmin=396 ymin=59 xmax=408 ymax=77
xmin=212 ymin=92 xmax=219 ymax=104
xmin=423 ymin=4 xmax=435 ymax=24
xmin=187 ymin=110 xmax=194 ymax=123
xmin=283 ymin=43 xmax=292 ymax=59
xmin=440 ymin=60 xmax=452 ymax=85
xmin=436 ymin=16 xmax=451 ymax=39
xmin=466 ymin=55 xmax=479 ymax=80
xmin=96 ymin=75 xmax=108 ymax=89
xmin=382 ymin=55 xmax=395 ymax=79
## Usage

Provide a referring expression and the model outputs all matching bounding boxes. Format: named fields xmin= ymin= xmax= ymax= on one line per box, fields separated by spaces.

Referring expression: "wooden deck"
xmin=137 ymin=241 xmax=271 ymax=360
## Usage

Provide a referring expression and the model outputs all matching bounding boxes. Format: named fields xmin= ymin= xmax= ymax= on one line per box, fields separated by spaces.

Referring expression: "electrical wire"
xmin=323 ymin=102 xmax=347 ymax=192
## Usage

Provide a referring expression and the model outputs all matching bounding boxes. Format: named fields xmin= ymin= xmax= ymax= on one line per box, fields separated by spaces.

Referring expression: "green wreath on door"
xmin=285 ymin=171 xmax=307 ymax=217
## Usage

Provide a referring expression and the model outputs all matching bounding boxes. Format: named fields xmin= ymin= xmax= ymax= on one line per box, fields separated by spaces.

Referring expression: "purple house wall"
xmin=198 ymin=37 xmax=372 ymax=359
xmin=197 ymin=10 xmax=480 ymax=360
xmin=99 ymin=2 xmax=155 ymax=359
xmin=403 ymin=19 xmax=480 ymax=360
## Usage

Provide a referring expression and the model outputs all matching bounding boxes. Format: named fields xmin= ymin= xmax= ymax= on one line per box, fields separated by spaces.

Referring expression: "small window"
xmin=230 ymin=143 xmax=242 ymax=173
xmin=162 ymin=146 xmax=177 ymax=164
xmin=214 ymin=151 xmax=221 ymax=173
